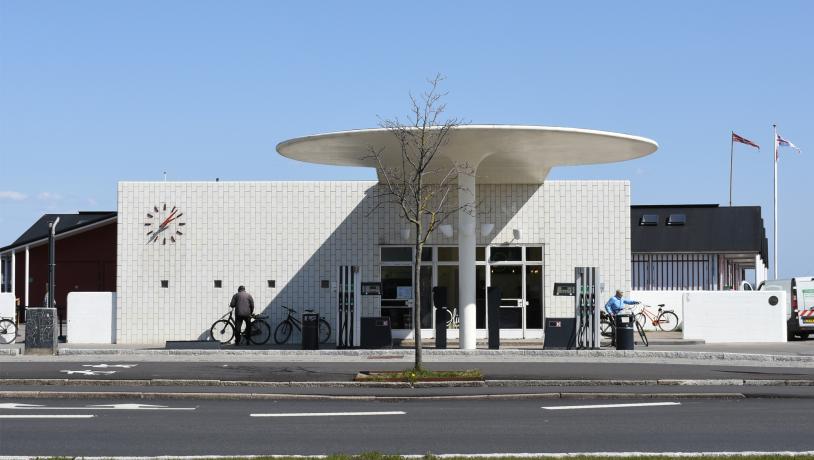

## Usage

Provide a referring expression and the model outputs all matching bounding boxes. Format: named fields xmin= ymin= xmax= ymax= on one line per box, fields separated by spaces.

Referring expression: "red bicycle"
xmin=634 ymin=304 xmax=679 ymax=332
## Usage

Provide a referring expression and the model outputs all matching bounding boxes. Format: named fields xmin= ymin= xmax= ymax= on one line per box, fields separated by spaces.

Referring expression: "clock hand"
xmin=159 ymin=210 xmax=178 ymax=228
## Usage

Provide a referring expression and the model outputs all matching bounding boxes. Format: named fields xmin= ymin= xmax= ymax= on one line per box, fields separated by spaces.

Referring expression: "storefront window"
xmin=381 ymin=247 xmax=412 ymax=262
xmin=381 ymin=265 xmax=412 ymax=329
xmin=476 ymin=246 xmax=485 ymax=262
xmin=438 ymin=247 xmax=458 ymax=262
xmin=380 ymin=244 xmax=544 ymax=332
xmin=526 ymin=247 xmax=543 ymax=261
xmin=489 ymin=247 xmax=522 ymax=262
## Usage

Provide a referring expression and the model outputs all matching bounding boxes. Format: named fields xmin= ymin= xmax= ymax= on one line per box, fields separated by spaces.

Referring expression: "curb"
xmin=46 ymin=348 xmax=814 ymax=364
xmin=0 ymin=390 xmax=748 ymax=401
xmin=3 ymin=378 xmax=814 ymax=388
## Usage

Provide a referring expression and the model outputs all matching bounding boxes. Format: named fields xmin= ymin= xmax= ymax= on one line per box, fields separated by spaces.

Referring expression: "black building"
xmin=631 ymin=205 xmax=768 ymax=291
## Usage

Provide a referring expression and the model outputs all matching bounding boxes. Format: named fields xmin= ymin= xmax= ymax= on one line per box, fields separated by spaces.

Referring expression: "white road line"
xmin=0 ymin=403 xmax=196 ymax=411
xmin=250 ymin=411 xmax=406 ymax=417
xmin=542 ymin=402 xmax=681 ymax=410
xmin=0 ymin=415 xmax=95 ymax=419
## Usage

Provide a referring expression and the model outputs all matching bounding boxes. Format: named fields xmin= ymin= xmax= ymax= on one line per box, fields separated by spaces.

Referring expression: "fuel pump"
xmin=574 ymin=267 xmax=601 ymax=349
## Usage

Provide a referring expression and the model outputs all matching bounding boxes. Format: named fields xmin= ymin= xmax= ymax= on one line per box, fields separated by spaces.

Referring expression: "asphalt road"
xmin=1 ymin=397 xmax=813 ymax=456
xmin=2 ymin=361 xmax=814 ymax=381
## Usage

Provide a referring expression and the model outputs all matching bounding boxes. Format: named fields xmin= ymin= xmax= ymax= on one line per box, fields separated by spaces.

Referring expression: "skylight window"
xmin=667 ymin=214 xmax=686 ymax=226
xmin=639 ymin=214 xmax=659 ymax=226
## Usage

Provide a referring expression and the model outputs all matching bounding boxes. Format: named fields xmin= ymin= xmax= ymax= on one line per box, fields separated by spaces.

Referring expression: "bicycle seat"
xmin=304 ymin=308 xmax=314 ymax=313
xmin=658 ymin=304 xmax=665 ymax=307
xmin=253 ymin=314 xmax=268 ymax=319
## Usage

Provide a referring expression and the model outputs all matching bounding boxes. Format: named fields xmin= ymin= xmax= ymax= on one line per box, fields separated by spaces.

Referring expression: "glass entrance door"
xmin=489 ymin=265 xmax=525 ymax=336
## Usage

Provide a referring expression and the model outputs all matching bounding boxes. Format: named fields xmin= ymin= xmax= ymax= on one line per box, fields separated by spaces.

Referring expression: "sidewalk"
xmin=3 ymin=331 xmax=814 ymax=365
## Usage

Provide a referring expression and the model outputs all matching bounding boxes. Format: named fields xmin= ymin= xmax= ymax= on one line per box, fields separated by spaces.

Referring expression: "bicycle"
xmin=634 ymin=303 xmax=679 ymax=332
xmin=209 ymin=310 xmax=271 ymax=345
xmin=273 ymin=305 xmax=331 ymax=345
xmin=600 ymin=311 xmax=648 ymax=347
xmin=0 ymin=317 xmax=17 ymax=344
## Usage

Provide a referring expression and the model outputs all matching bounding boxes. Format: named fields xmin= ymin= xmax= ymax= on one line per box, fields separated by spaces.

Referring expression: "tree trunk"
xmin=413 ymin=224 xmax=423 ymax=371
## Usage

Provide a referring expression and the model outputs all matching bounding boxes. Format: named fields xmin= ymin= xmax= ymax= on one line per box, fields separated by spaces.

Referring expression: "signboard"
xmin=361 ymin=282 xmax=382 ymax=296
xmin=396 ymin=286 xmax=413 ymax=300
xmin=553 ymin=283 xmax=576 ymax=296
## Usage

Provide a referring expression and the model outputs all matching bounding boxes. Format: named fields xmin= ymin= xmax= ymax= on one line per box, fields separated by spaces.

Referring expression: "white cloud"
xmin=0 ymin=191 xmax=27 ymax=201
xmin=87 ymin=197 xmax=99 ymax=207
xmin=37 ymin=192 xmax=63 ymax=201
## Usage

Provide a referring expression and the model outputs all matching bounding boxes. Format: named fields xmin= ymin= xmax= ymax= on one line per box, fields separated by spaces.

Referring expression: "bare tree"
xmin=366 ymin=75 xmax=472 ymax=370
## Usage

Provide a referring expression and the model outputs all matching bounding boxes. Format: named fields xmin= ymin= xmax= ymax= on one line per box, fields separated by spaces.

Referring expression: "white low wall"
xmin=682 ymin=291 xmax=787 ymax=343
xmin=0 ymin=293 xmax=15 ymax=322
xmin=67 ymin=292 xmax=116 ymax=344
xmin=630 ymin=290 xmax=685 ymax=331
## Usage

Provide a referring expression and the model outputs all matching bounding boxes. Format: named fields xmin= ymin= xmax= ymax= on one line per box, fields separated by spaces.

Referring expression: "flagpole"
xmin=773 ymin=123 xmax=778 ymax=280
xmin=729 ymin=131 xmax=734 ymax=207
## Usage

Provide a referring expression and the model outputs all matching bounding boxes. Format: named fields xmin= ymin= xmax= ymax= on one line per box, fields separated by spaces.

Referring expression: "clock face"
xmin=144 ymin=203 xmax=185 ymax=245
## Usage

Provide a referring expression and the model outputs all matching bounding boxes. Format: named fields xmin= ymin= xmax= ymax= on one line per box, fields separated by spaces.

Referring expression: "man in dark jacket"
xmin=229 ymin=285 xmax=255 ymax=345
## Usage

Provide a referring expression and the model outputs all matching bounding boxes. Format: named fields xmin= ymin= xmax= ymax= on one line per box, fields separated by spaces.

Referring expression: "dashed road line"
xmin=542 ymin=402 xmax=681 ymax=410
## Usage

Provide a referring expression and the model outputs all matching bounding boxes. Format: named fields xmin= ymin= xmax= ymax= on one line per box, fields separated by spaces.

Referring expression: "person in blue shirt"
xmin=604 ymin=289 xmax=639 ymax=316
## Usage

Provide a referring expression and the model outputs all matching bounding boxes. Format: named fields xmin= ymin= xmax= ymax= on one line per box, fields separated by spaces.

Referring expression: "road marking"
xmin=60 ymin=370 xmax=117 ymax=376
xmin=0 ymin=403 xmax=195 ymax=411
xmin=542 ymin=402 xmax=681 ymax=411
xmin=87 ymin=404 xmax=195 ymax=411
xmin=0 ymin=415 xmax=95 ymax=419
xmin=251 ymin=411 xmax=406 ymax=417
xmin=82 ymin=364 xmax=138 ymax=368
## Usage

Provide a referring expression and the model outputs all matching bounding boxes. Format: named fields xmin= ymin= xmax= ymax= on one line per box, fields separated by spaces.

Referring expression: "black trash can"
xmin=301 ymin=313 xmax=319 ymax=350
xmin=615 ymin=314 xmax=634 ymax=351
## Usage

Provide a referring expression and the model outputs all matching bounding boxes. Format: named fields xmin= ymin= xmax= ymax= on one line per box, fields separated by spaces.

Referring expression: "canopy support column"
xmin=458 ymin=172 xmax=477 ymax=350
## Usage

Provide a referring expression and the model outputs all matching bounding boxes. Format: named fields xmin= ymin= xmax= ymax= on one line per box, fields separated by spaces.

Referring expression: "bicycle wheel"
xmin=656 ymin=311 xmax=680 ymax=332
xmin=318 ymin=319 xmax=331 ymax=344
xmin=209 ymin=319 xmax=234 ymax=344
xmin=600 ymin=318 xmax=613 ymax=338
xmin=249 ymin=320 xmax=271 ymax=345
xmin=0 ymin=319 xmax=17 ymax=344
xmin=635 ymin=320 xmax=649 ymax=347
xmin=635 ymin=313 xmax=647 ymax=330
xmin=274 ymin=321 xmax=293 ymax=344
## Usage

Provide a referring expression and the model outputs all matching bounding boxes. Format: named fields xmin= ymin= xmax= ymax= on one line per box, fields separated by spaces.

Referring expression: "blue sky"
xmin=0 ymin=0 xmax=811 ymax=278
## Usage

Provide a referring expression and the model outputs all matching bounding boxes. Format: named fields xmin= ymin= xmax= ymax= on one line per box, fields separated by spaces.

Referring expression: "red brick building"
xmin=0 ymin=212 xmax=117 ymax=321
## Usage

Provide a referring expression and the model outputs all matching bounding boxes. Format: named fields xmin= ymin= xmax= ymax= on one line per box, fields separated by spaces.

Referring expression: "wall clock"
xmin=144 ymin=203 xmax=185 ymax=245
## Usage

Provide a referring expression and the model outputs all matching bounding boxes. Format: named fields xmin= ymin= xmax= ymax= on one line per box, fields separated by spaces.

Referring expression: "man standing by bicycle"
xmin=604 ymin=289 xmax=639 ymax=346
xmin=229 ymin=285 xmax=254 ymax=346
xmin=604 ymin=289 xmax=640 ymax=317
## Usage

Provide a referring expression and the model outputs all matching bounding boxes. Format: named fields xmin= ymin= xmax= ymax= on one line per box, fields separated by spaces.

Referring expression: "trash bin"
xmin=301 ymin=313 xmax=319 ymax=350
xmin=360 ymin=317 xmax=392 ymax=349
xmin=615 ymin=314 xmax=634 ymax=351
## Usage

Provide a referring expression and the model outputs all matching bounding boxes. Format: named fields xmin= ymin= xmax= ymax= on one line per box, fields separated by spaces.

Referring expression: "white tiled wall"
xmin=117 ymin=180 xmax=629 ymax=343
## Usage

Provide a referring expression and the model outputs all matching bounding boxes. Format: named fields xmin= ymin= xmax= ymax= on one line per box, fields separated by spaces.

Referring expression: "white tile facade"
xmin=116 ymin=180 xmax=630 ymax=344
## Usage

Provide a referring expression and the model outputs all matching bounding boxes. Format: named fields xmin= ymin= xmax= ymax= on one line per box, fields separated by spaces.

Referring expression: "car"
xmin=759 ymin=276 xmax=814 ymax=340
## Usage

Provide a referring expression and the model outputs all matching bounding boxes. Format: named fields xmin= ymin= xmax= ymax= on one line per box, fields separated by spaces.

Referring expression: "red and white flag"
xmin=776 ymin=133 xmax=801 ymax=160
xmin=732 ymin=132 xmax=760 ymax=149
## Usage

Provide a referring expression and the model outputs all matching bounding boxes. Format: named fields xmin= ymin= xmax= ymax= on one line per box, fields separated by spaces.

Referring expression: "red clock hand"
xmin=159 ymin=210 xmax=178 ymax=228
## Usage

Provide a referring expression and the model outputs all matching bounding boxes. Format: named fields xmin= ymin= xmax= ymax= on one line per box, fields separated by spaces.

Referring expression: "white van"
xmin=759 ymin=276 xmax=814 ymax=339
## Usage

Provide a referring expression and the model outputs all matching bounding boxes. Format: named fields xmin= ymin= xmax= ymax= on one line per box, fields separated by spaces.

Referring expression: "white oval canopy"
xmin=276 ymin=125 xmax=658 ymax=184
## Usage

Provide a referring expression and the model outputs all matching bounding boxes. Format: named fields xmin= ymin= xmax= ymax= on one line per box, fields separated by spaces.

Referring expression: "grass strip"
xmin=358 ymin=369 xmax=483 ymax=383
